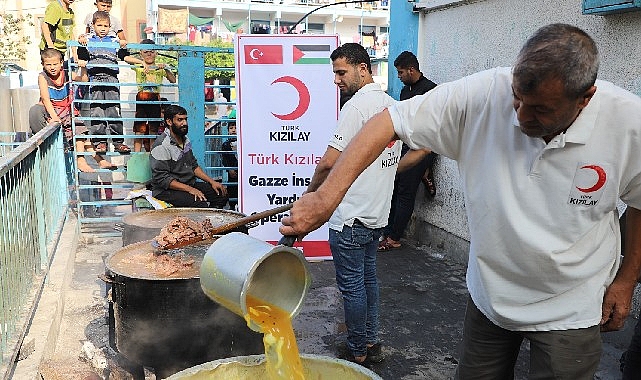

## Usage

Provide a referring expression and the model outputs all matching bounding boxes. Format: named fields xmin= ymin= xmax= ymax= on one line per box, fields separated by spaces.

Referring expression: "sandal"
xmin=94 ymin=142 xmax=107 ymax=153
xmin=422 ymin=171 xmax=436 ymax=198
xmin=114 ymin=143 xmax=131 ymax=153
xmin=377 ymin=238 xmax=401 ymax=252
xmin=367 ymin=343 xmax=385 ymax=363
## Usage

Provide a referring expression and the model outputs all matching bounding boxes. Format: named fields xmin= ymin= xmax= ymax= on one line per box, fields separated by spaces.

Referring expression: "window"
xmin=250 ymin=20 xmax=271 ymax=34
xmin=305 ymin=23 xmax=325 ymax=34
xmin=582 ymin=0 xmax=641 ymax=14
xmin=358 ymin=25 xmax=376 ymax=35
xmin=276 ymin=21 xmax=324 ymax=34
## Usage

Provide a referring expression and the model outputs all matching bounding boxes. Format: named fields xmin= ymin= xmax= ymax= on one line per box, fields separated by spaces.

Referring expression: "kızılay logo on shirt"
xmin=567 ymin=163 xmax=607 ymax=207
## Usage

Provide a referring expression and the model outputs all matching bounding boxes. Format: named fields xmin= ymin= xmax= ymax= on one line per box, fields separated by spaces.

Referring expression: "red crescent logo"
xmin=576 ymin=165 xmax=607 ymax=193
xmin=271 ymin=76 xmax=310 ymax=120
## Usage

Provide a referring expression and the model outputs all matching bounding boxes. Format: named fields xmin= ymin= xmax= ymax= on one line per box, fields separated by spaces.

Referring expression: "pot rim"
xmin=165 ymin=353 xmax=384 ymax=379
xmin=122 ymin=207 xmax=247 ymax=228
xmin=105 ymin=239 xmax=213 ymax=281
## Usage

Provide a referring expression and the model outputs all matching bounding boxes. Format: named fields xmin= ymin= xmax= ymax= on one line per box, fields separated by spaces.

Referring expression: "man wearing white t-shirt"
xmin=304 ymin=43 xmax=401 ymax=365
xmin=281 ymin=24 xmax=641 ymax=379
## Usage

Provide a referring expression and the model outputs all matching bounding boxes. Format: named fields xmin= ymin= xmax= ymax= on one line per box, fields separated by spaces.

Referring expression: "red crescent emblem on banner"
xmin=576 ymin=165 xmax=607 ymax=193
xmin=271 ymin=76 xmax=310 ymax=120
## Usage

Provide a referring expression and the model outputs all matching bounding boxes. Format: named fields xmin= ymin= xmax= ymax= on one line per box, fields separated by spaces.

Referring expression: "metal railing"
xmin=65 ymin=41 xmax=238 ymax=230
xmin=0 ymin=41 xmax=239 ymax=374
xmin=0 ymin=133 xmax=22 ymax=158
xmin=0 ymin=124 xmax=68 ymax=374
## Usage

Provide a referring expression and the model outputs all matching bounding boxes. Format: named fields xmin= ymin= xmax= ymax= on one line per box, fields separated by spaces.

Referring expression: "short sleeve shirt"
xmin=328 ymin=83 xmax=401 ymax=230
xmin=133 ymin=66 xmax=169 ymax=93
xmin=388 ymin=67 xmax=641 ymax=331
xmin=39 ymin=0 xmax=75 ymax=53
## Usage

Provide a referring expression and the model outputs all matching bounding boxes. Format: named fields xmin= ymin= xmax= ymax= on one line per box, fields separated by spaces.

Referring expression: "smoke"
xmin=112 ymin=278 xmax=262 ymax=377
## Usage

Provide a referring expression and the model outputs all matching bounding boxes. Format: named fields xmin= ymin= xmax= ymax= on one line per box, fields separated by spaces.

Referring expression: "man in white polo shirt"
xmin=280 ymin=23 xmax=641 ymax=379
xmin=304 ymin=43 xmax=401 ymax=365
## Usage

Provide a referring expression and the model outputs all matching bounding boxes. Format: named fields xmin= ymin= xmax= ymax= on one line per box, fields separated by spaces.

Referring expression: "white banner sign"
xmin=235 ymin=34 xmax=339 ymax=259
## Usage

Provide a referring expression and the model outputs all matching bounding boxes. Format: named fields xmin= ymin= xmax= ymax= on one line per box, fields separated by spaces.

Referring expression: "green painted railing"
xmin=0 ymin=124 xmax=68 ymax=374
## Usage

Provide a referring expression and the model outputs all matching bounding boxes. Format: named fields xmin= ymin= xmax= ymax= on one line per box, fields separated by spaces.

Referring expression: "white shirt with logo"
xmin=328 ymin=83 xmax=400 ymax=230
xmin=388 ymin=67 xmax=641 ymax=331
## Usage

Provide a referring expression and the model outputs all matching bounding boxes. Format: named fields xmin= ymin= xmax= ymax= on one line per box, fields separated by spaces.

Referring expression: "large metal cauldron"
xmin=121 ymin=208 xmax=250 ymax=246
xmin=166 ymin=354 xmax=384 ymax=379
xmin=105 ymin=240 xmax=264 ymax=378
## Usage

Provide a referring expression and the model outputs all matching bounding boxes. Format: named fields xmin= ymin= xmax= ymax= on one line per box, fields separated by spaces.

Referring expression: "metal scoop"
xmin=153 ymin=203 xmax=294 ymax=250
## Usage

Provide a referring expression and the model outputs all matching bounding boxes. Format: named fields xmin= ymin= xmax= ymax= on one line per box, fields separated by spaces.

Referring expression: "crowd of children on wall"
xmin=29 ymin=0 xmax=236 ymax=216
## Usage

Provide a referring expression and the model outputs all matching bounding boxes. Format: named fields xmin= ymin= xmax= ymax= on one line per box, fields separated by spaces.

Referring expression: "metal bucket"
xmin=200 ymin=232 xmax=310 ymax=332
xmin=121 ymin=208 xmax=249 ymax=246
xmin=165 ymin=354 xmax=383 ymax=379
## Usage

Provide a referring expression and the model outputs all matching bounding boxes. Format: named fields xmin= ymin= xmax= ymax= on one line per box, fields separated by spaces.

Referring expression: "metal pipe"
xmin=286 ymin=0 xmax=374 ymax=34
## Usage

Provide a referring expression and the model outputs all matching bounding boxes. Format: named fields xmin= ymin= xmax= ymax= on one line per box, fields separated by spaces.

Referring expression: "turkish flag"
xmin=244 ymin=45 xmax=283 ymax=64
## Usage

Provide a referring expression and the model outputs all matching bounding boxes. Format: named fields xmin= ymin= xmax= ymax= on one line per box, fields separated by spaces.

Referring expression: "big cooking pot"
xmin=104 ymin=240 xmax=264 ymax=378
xmin=166 ymin=354 xmax=384 ymax=380
xmin=121 ymin=208 xmax=250 ymax=246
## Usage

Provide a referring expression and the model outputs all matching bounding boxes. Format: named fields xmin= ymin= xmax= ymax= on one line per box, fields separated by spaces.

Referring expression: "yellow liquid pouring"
xmin=245 ymin=295 xmax=305 ymax=380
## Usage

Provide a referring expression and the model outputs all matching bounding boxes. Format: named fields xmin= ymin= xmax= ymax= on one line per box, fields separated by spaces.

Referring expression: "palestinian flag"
xmin=293 ymin=45 xmax=331 ymax=64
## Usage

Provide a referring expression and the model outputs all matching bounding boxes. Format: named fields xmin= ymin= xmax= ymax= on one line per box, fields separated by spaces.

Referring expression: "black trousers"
xmin=155 ymin=181 xmax=228 ymax=209
xmin=620 ymin=209 xmax=641 ymax=379
xmin=623 ymin=316 xmax=641 ymax=379
xmin=384 ymin=149 xmax=437 ymax=241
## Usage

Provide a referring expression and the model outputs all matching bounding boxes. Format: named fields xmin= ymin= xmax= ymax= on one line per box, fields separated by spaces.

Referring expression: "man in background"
xmin=379 ymin=51 xmax=438 ymax=251
xmin=150 ymin=104 xmax=228 ymax=208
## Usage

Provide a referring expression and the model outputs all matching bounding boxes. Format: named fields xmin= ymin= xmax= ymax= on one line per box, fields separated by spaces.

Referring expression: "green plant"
xmin=152 ymin=38 xmax=235 ymax=81
xmin=203 ymin=39 xmax=235 ymax=81
xmin=0 ymin=14 xmax=33 ymax=68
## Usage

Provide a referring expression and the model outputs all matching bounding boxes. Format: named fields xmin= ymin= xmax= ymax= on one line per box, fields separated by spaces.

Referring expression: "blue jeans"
xmin=329 ymin=221 xmax=382 ymax=357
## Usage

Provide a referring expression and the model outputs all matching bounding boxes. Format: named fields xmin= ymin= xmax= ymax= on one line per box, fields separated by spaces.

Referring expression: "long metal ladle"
xmin=153 ymin=203 xmax=294 ymax=250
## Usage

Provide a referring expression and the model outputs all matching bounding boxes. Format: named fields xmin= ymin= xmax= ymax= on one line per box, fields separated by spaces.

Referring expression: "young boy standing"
xmin=83 ymin=0 xmax=128 ymax=48
xmin=77 ymin=11 xmax=130 ymax=153
xmin=132 ymin=39 xmax=177 ymax=152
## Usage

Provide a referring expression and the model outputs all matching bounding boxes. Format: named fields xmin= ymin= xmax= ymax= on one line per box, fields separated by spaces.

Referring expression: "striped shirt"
xmin=84 ymin=34 xmax=120 ymax=78
xmin=40 ymin=70 xmax=75 ymax=125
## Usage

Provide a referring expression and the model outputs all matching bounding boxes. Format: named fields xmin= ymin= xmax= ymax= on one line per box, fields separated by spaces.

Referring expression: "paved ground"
xmin=10 ymin=214 xmax=638 ymax=379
